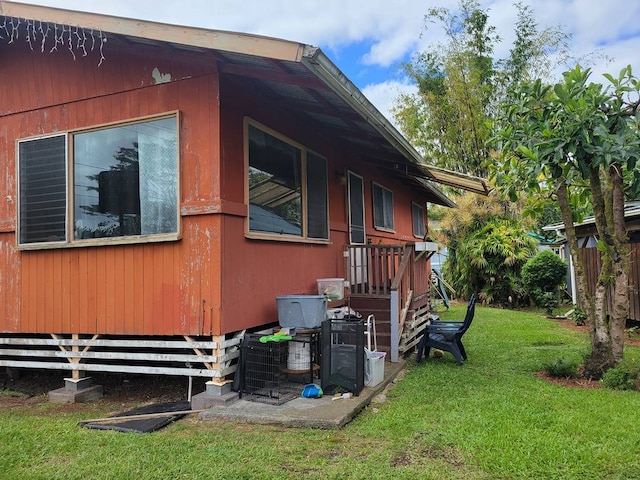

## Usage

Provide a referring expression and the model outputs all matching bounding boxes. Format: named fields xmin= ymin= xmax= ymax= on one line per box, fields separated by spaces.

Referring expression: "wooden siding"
xmin=1 ymin=36 xmax=223 ymax=336
xmin=1 ymin=34 xmax=434 ymax=339
xmin=216 ymin=77 xmax=431 ymax=334
xmin=581 ymin=244 xmax=640 ymax=321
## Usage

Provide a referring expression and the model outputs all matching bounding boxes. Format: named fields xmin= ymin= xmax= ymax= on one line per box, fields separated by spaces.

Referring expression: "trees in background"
xmin=490 ymin=65 xmax=640 ymax=377
xmin=394 ymin=0 xmax=573 ymax=305
xmin=435 ymin=192 xmax=537 ymax=306
xmin=393 ymin=0 xmax=572 ymax=178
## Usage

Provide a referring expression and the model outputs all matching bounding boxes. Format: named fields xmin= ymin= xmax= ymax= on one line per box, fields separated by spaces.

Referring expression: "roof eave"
xmin=0 ymin=1 xmax=307 ymax=61
xmin=300 ymin=48 xmax=456 ymax=202
xmin=2 ymin=1 xmax=483 ymax=205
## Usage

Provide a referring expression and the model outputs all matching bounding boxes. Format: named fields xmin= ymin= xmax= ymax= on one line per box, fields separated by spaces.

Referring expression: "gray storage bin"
xmin=276 ymin=295 xmax=327 ymax=328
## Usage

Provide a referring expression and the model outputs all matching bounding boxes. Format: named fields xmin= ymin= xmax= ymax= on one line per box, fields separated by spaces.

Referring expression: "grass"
xmin=2 ymin=305 xmax=640 ymax=479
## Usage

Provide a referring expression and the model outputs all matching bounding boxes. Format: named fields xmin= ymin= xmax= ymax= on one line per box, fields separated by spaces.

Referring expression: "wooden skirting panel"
xmin=0 ymin=331 xmax=245 ymax=382
xmin=399 ymin=302 xmax=431 ymax=354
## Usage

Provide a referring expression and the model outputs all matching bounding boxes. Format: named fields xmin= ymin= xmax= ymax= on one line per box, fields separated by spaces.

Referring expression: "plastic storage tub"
xmin=316 ymin=278 xmax=345 ymax=301
xmin=365 ymin=350 xmax=386 ymax=387
xmin=276 ymin=295 xmax=327 ymax=328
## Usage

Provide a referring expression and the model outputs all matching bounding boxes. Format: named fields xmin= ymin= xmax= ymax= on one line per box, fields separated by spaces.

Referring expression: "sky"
xmin=15 ymin=0 xmax=640 ymax=124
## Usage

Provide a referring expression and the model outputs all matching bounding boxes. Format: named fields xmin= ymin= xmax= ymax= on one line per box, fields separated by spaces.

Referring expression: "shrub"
xmin=543 ymin=357 xmax=579 ymax=378
xmin=601 ymin=363 xmax=639 ymax=391
xmin=572 ymin=306 xmax=586 ymax=326
xmin=538 ymin=291 xmax=559 ymax=315
xmin=522 ymin=250 xmax=567 ymax=311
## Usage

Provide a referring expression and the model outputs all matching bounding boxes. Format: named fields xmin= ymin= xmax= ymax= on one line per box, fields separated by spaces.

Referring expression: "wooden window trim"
xmin=16 ymin=111 xmax=181 ymax=250
xmin=244 ymin=117 xmax=329 ymax=243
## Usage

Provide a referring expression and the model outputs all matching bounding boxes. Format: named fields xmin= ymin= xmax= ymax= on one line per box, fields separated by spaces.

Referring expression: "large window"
xmin=18 ymin=114 xmax=178 ymax=246
xmin=247 ymin=121 xmax=328 ymax=241
xmin=372 ymin=183 xmax=394 ymax=231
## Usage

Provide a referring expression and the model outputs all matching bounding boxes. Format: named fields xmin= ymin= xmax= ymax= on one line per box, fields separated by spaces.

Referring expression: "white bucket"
xmin=287 ymin=340 xmax=311 ymax=371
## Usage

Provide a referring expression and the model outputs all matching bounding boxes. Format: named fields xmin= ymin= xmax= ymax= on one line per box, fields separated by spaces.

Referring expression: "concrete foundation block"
xmin=204 ymin=380 xmax=232 ymax=396
xmin=191 ymin=390 xmax=238 ymax=410
xmin=48 ymin=379 xmax=104 ymax=403
xmin=63 ymin=377 xmax=95 ymax=392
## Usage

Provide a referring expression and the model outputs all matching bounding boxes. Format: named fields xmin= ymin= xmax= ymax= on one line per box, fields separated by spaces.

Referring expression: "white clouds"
xmin=362 ymin=79 xmax=417 ymax=128
xmin=18 ymin=0 xmax=640 ymax=121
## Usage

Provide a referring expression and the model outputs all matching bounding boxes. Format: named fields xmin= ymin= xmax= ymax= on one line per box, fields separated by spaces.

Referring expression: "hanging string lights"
xmin=1 ymin=16 xmax=107 ymax=66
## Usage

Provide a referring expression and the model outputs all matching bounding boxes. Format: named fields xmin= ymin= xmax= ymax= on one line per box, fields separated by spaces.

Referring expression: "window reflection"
xmin=74 ymin=117 xmax=177 ymax=239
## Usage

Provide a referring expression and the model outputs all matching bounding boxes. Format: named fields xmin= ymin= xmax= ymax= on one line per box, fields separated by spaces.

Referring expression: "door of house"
xmin=347 ymin=171 xmax=368 ymax=287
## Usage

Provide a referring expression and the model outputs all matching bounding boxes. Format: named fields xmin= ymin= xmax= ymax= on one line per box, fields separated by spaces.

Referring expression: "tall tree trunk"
xmin=581 ymin=168 xmax=616 ymax=377
xmin=556 ymin=177 xmax=618 ymax=379
xmin=609 ymin=164 xmax=630 ymax=362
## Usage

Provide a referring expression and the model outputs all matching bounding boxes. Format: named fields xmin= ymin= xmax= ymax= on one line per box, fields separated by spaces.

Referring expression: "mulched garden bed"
xmin=537 ymin=316 xmax=640 ymax=389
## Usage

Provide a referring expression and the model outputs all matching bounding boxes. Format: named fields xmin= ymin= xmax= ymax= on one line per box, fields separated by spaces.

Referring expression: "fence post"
xmin=390 ymin=289 xmax=399 ymax=362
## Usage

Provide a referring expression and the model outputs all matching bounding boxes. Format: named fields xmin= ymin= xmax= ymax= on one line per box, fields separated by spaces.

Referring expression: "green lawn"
xmin=2 ymin=305 xmax=640 ymax=479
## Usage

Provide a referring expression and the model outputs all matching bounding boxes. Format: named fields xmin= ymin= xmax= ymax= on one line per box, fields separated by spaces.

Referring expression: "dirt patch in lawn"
xmin=0 ymin=369 xmax=208 ymax=411
xmin=534 ymin=370 xmax=601 ymax=389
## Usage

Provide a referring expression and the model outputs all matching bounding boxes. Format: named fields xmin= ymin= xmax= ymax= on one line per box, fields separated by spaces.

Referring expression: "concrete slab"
xmin=199 ymin=359 xmax=405 ymax=429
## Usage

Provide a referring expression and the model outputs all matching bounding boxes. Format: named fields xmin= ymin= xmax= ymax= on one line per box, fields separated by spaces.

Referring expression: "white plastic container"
xmin=287 ymin=340 xmax=311 ymax=370
xmin=316 ymin=278 xmax=345 ymax=301
xmin=276 ymin=295 xmax=327 ymax=328
xmin=365 ymin=350 xmax=386 ymax=387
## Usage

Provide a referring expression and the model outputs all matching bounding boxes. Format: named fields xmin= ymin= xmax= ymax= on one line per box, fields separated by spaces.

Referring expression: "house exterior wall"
xmin=217 ymin=76 xmax=429 ymax=332
xmin=0 ymin=37 xmax=223 ymax=336
xmin=0 ymin=34 xmax=431 ymax=338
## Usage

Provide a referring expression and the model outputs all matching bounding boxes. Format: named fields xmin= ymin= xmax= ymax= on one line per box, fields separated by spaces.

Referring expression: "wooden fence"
xmin=581 ymin=243 xmax=640 ymax=321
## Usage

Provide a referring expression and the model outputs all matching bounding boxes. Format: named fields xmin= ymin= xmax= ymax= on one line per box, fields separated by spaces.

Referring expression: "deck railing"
xmin=346 ymin=244 xmax=404 ymax=296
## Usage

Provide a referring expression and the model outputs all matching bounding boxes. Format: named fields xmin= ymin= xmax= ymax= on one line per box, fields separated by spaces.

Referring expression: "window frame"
xmin=16 ymin=111 xmax=181 ymax=250
xmin=412 ymin=202 xmax=426 ymax=238
xmin=244 ymin=118 xmax=329 ymax=243
xmin=372 ymin=182 xmax=394 ymax=232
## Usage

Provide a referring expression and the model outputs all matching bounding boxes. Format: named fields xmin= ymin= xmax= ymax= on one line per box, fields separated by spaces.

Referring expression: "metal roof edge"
xmin=418 ymin=165 xmax=493 ymax=196
xmin=542 ymin=204 xmax=640 ymax=232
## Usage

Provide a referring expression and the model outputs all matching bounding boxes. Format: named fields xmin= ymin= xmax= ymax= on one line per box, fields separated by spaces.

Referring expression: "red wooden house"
xmin=0 ymin=2 xmax=488 ymax=400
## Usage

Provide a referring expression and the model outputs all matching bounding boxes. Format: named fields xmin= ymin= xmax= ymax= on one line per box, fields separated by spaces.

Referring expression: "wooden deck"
xmin=344 ymin=243 xmax=435 ymax=361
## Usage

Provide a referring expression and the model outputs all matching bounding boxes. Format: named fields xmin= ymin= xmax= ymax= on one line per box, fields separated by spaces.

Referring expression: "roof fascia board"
xmin=0 ymin=1 xmax=305 ymax=62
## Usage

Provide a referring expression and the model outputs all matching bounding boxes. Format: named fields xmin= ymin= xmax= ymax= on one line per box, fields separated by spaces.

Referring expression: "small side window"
xmin=372 ymin=183 xmax=394 ymax=231
xmin=412 ymin=203 xmax=425 ymax=238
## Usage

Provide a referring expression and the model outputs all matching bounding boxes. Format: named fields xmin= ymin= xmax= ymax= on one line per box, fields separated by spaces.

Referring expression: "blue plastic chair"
xmin=416 ymin=294 xmax=476 ymax=365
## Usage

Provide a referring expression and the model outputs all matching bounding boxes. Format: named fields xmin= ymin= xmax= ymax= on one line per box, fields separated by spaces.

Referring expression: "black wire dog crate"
xmin=239 ymin=333 xmax=318 ymax=405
